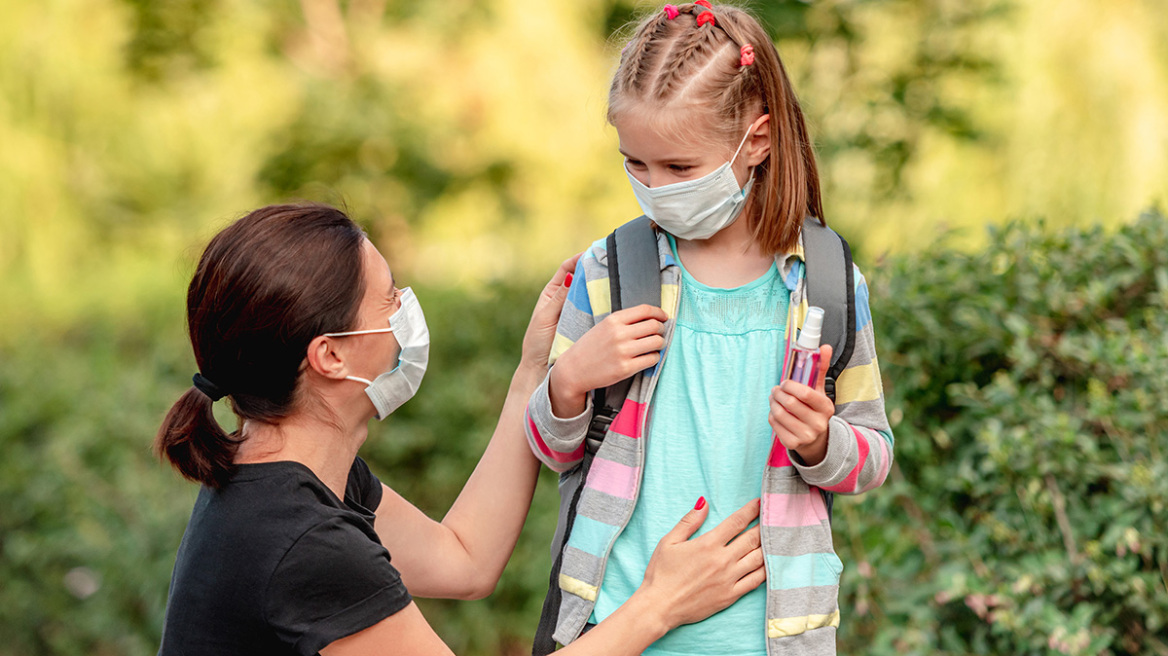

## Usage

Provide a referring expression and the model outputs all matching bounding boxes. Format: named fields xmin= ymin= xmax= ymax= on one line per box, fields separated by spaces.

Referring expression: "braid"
xmin=617 ymin=11 xmax=673 ymax=98
xmin=651 ymin=12 xmax=729 ymax=102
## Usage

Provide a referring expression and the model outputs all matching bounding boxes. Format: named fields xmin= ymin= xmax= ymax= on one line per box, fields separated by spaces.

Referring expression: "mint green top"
xmin=589 ymin=235 xmax=788 ymax=655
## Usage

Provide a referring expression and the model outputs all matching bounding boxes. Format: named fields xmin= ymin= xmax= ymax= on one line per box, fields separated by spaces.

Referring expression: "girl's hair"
xmin=609 ymin=2 xmax=823 ymax=255
xmin=155 ymin=203 xmax=367 ymax=487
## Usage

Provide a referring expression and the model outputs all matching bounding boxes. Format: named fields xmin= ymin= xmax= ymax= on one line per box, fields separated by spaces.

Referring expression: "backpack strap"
xmin=799 ymin=217 xmax=855 ymax=524
xmin=532 ymin=216 xmax=659 ymax=655
xmin=800 ymin=217 xmax=855 ymax=402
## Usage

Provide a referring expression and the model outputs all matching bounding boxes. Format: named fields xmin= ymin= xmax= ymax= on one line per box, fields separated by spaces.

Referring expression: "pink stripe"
xmin=584 ymin=457 xmax=639 ymax=500
xmin=858 ymin=432 xmax=891 ymax=493
xmin=824 ymin=426 xmax=869 ymax=493
xmin=528 ymin=415 xmax=584 ymax=464
xmin=768 ymin=436 xmax=793 ymax=467
xmin=762 ymin=492 xmax=828 ymax=527
xmin=609 ymin=398 xmax=646 ymax=438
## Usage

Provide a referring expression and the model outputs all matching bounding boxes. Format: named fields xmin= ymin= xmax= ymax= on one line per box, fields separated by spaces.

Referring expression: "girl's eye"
xmin=668 ymin=164 xmax=693 ymax=173
xmin=625 ymin=158 xmax=646 ymax=169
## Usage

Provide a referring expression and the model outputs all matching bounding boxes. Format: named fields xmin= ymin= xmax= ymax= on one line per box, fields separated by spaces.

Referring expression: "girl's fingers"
xmin=814 ymin=344 xmax=832 ymax=393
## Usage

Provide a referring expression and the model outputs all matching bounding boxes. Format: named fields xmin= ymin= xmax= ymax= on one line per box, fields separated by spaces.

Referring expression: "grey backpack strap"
xmin=532 ymin=216 xmax=660 ymax=655
xmin=800 ymin=217 xmax=855 ymax=402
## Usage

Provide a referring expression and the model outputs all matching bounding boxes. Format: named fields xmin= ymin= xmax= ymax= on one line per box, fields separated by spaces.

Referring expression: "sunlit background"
xmin=1 ymin=0 xmax=1165 ymax=654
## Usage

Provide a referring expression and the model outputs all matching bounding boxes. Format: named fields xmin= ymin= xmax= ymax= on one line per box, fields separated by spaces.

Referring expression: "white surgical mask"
xmin=324 ymin=287 xmax=430 ymax=420
xmin=624 ymin=127 xmax=755 ymax=241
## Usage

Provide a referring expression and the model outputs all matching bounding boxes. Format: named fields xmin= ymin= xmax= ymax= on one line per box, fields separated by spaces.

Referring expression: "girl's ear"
xmin=744 ymin=114 xmax=771 ymax=167
xmin=306 ymin=336 xmax=350 ymax=380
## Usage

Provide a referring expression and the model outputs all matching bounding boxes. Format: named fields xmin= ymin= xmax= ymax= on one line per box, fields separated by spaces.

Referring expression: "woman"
xmin=155 ymin=203 xmax=765 ymax=655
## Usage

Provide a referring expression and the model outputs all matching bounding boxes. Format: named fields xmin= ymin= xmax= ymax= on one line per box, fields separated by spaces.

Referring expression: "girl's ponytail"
xmin=155 ymin=387 xmax=238 ymax=487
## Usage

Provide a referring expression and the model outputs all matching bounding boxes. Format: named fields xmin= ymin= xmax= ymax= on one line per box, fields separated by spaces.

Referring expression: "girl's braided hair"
xmin=609 ymin=3 xmax=824 ymax=255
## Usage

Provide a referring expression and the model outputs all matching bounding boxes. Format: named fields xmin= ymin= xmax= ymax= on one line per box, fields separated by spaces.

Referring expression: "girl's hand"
xmin=638 ymin=498 xmax=766 ymax=628
xmin=770 ymin=344 xmax=835 ymax=466
xmin=548 ymin=304 xmax=668 ymax=418
xmin=519 ymin=254 xmax=582 ymax=377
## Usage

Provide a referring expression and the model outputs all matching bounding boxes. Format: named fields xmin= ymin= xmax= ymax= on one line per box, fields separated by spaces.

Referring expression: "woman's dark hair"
xmin=155 ymin=203 xmax=367 ymax=487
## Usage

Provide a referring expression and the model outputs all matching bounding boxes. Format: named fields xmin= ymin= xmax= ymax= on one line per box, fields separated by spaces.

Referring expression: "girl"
xmin=525 ymin=4 xmax=894 ymax=655
xmin=154 ymin=203 xmax=767 ymax=655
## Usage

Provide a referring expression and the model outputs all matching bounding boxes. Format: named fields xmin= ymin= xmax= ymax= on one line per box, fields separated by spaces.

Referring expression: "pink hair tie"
xmin=696 ymin=10 xmax=715 ymax=27
xmin=694 ymin=0 xmax=713 ymax=8
xmin=663 ymin=4 xmax=680 ymax=19
xmin=739 ymin=43 xmax=755 ymax=66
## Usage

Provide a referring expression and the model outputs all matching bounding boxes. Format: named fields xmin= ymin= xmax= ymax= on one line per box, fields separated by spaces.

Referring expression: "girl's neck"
xmin=235 ymin=410 xmax=369 ymax=499
xmin=673 ymin=211 xmax=773 ymax=288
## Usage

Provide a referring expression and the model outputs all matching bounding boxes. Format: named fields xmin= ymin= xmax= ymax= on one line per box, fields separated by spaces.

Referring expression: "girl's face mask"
xmin=324 ymin=287 xmax=429 ymax=420
xmin=624 ymin=126 xmax=755 ymax=241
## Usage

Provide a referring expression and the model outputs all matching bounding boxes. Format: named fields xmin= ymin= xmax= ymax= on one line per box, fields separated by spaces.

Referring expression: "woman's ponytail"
xmin=155 ymin=387 xmax=238 ymax=487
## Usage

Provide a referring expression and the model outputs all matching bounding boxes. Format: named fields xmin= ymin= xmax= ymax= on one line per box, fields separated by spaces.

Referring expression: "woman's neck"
xmin=673 ymin=212 xmax=773 ymax=288
xmin=235 ymin=411 xmax=369 ymax=499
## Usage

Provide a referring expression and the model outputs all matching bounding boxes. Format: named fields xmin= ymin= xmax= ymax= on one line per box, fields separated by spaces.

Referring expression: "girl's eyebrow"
xmin=619 ymin=148 xmax=699 ymax=164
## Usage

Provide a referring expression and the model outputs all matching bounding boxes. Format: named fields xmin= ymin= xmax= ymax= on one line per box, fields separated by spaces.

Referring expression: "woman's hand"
xmin=548 ymin=304 xmax=668 ymax=418
xmin=519 ymin=254 xmax=582 ymax=377
xmin=770 ymin=344 xmax=835 ymax=466
xmin=637 ymin=498 xmax=766 ymax=629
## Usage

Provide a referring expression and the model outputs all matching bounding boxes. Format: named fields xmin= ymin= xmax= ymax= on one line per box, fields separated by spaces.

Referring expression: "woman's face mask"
xmin=624 ymin=126 xmax=755 ymax=241
xmin=324 ymin=288 xmax=429 ymax=420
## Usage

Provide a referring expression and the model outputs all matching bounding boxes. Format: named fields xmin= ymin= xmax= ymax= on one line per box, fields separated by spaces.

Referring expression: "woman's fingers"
xmin=703 ymin=499 xmax=761 ymax=545
xmin=731 ymin=556 xmax=768 ymax=596
xmin=661 ymin=497 xmax=711 ymax=545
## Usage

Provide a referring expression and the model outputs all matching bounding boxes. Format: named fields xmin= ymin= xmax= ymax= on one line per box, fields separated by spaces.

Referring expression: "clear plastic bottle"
xmin=785 ymin=306 xmax=824 ymax=386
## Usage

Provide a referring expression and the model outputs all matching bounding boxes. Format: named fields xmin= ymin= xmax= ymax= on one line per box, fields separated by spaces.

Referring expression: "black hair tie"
xmin=192 ymin=373 xmax=228 ymax=401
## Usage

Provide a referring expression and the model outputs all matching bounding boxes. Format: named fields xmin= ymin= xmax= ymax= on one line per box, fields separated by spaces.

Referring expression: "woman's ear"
xmin=745 ymin=114 xmax=771 ymax=167
xmin=305 ymin=336 xmax=350 ymax=380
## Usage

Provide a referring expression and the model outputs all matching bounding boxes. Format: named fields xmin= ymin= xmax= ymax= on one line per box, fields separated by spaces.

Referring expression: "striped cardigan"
xmin=525 ymin=227 xmax=894 ymax=655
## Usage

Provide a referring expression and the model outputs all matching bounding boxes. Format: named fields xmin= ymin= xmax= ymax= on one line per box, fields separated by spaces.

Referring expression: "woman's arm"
xmin=374 ymin=256 xmax=578 ymax=600
xmin=324 ymin=500 xmax=766 ymax=655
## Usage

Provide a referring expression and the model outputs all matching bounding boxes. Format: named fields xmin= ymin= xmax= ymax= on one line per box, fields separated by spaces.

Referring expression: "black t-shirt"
xmin=159 ymin=457 xmax=412 ymax=656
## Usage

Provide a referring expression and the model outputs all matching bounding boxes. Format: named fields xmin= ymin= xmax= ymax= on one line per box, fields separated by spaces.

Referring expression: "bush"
xmin=837 ymin=209 xmax=1168 ymax=654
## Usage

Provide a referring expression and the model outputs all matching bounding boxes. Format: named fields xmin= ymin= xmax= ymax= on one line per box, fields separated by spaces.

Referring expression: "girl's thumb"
xmin=664 ymin=496 xmax=709 ymax=544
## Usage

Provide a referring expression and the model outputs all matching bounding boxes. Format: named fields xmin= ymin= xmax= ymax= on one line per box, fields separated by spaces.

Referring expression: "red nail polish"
xmin=695 ymin=496 xmax=706 ymax=510
xmin=565 ymin=272 xmax=573 ymax=288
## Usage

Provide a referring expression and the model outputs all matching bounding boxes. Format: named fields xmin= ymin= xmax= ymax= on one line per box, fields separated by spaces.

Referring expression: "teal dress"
xmin=589 ymin=235 xmax=788 ymax=655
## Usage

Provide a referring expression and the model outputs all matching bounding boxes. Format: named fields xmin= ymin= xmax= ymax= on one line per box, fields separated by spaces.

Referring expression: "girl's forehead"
xmin=613 ymin=104 xmax=731 ymax=156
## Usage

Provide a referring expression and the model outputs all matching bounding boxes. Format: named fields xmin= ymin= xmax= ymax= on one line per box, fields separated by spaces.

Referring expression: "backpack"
xmin=531 ymin=216 xmax=855 ymax=655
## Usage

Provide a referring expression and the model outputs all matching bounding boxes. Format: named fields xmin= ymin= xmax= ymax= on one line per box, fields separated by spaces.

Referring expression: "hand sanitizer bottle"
xmin=785 ymin=306 xmax=824 ymax=386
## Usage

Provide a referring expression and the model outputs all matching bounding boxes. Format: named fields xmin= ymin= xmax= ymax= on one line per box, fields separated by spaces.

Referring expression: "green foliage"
xmin=836 ymin=210 xmax=1168 ymax=654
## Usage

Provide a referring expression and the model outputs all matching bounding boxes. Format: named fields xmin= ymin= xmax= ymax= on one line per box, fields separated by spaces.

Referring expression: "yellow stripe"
xmin=549 ymin=333 xmax=575 ymax=365
xmin=767 ymin=610 xmax=840 ymax=638
xmin=834 ymin=358 xmax=882 ymax=404
xmin=660 ymin=282 xmax=679 ymax=319
xmin=559 ymin=574 xmax=598 ymax=602
xmin=587 ymin=278 xmax=611 ymax=316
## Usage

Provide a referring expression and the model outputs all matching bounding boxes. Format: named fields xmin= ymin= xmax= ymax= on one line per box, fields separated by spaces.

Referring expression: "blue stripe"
xmin=854 ymin=274 xmax=872 ymax=331
xmin=567 ymin=258 xmax=592 ymax=315
xmin=765 ymin=553 xmax=843 ymax=590
xmin=784 ymin=261 xmax=804 ymax=291
xmin=567 ymin=514 xmax=621 ymax=559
